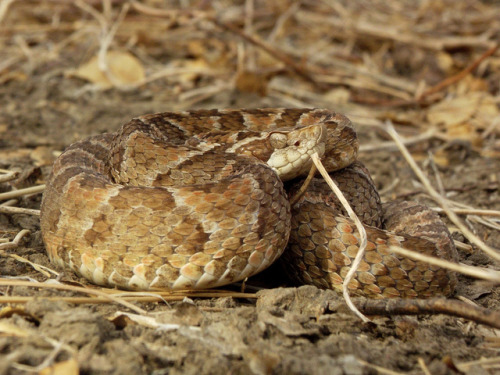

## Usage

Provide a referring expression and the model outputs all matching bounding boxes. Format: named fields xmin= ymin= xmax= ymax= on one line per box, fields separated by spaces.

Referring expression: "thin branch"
xmin=289 ymin=162 xmax=317 ymax=206
xmin=430 ymin=207 xmax=500 ymax=217
xmin=418 ymin=44 xmax=499 ymax=100
xmin=359 ymin=128 xmax=437 ymax=153
xmin=310 ymin=153 xmax=369 ymax=323
xmin=0 ymin=279 xmax=147 ymax=315
xmin=0 ymin=170 xmax=19 ymax=183
xmin=212 ymin=18 xmax=322 ymax=88
xmin=389 ymin=245 xmax=500 ymax=284
xmin=0 ymin=229 xmax=30 ymax=250
xmin=0 ymin=185 xmax=45 ymax=201
xmin=354 ymin=297 xmax=500 ymax=329
xmin=0 ymin=206 xmax=41 ymax=216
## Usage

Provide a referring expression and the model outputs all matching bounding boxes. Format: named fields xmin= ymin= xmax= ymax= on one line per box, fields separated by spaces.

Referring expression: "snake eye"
xmin=269 ymin=133 xmax=287 ymax=149
xmin=294 ymin=141 xmax=301 ymax=146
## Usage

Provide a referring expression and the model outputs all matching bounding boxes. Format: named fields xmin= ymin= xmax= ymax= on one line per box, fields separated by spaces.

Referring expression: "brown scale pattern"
xmin=283 ymin=163 xmax=457 ymax=298
xmin=40 ymin=108 xmax=458 ymax=295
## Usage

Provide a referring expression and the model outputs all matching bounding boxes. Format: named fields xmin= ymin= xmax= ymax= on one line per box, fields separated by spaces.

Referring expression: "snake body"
xmin=40 ymin=108 xmax=457 ymax=297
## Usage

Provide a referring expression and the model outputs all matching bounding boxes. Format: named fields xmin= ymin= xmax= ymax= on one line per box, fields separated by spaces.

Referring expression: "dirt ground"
xmin=0 ymin=1 xmax=499 ymax=374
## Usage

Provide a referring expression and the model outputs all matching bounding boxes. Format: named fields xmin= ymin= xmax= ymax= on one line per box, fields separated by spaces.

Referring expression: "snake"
xmin=40 ymin=108 xmax=458 ymax=298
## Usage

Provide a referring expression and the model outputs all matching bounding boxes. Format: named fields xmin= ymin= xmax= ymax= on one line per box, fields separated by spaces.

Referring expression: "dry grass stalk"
xmin=289 ymin=162 xmax=317 ymax=206
xmin=0 ymin=296 xmax=167 ymax=304
xmin=0 ymin=169 xmax=19 ymax=183
xmin=0 ymin=278 xmax=259 ymax=304
xmin=0 ymin=185 xmax=45 ymax=201
xmin=0 ymin=229 xmax=30 ymax=250
xmin=359 ymin=128 xmax=438 ymax=153
xmin=384 ymin=122 xmax=500 ymax=262
xmin=417 ymin=358 xmax=432 ymax=375
xmin=454 ymin=241 xmax=473 ymax=252
xmin=0 ymin=206 xmax=41 ymax=216
xmin=389 ymin=245 xmax=500 ymax=284
xmin=457 ymin=356 xmax=500 ymax=373
xmin=430 ymin=207 xmax=500 ymax=217
xmin=0 ymin=199 xmax=18 ymax=206
xmin=356 ymin=359 xmax=405 ymax=375
xmin=212 ymin=19 xmax=321 ymax=88
xmin=0 ymin=229 xmax=58 ymax=277
xmin=297 ymin=9 xmax=495 ymax=51
xmin=74 ymin=0 xmax=131 ymax=89
xmin=0 ymin=0 xmax=15 ymax=24
xmin=3 ymin=252 xmax=57 ymax=277
xmin=310 ymin=153 xmax=369 ymax=323
xmin=0 ymin=279 xmax=147 ymax=315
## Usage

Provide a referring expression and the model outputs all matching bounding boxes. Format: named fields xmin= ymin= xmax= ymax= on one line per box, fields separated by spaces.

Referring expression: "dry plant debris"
xmin=0 ymin=0 xmax=499 ymax=374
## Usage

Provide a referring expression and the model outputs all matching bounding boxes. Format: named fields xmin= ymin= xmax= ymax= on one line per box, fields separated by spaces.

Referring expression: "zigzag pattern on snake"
xmin=40 ymin=108 xmax=458 ymax=298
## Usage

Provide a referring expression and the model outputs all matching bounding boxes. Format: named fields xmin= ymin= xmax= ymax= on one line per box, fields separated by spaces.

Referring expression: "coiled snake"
xmin=40 ymin=109 xmax=458 ymax=298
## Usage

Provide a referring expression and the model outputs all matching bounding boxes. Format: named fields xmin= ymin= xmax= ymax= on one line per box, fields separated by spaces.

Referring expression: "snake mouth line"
xmin=267 ymin=123 xmax=327 ymax=181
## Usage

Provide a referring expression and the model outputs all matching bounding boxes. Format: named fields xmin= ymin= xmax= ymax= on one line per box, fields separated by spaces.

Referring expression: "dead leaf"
xmin=324 ymin=88 xmax=351 ymax=104
xmin=39 ymin=358 xmax=79 ymax=375
xmin=175 ymin=59 xmax=210 ymax=84
xmin=436 ymin=52 xmax=454 ymax=73
xmin=70 ymin=50 xmax=145 ymax=88
xmin=235 ymin=70 xmax=271 ymax=96
xmin=427 ymin=95 xmax=477 ymax=127
xmin=426 ymin=92 xmax=499 ymax=143
xmin=0 ymin=321 xmax=30 ymax=337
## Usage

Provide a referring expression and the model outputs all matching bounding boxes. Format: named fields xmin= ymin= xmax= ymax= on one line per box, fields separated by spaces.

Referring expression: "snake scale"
xmin=40 ymin=108 xmax=458 ymax=298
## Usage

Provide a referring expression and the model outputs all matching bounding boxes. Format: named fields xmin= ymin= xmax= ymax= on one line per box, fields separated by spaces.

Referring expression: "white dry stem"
xmin=0 ymin=184 xmax=45 ymax=201
xmin=0 ymin=199 xmax=17 ymax=206
xmin=0 ymin=279 xmax=147 ymax=315
xmin=356 ymin=359 xmax=405 ymax=375
xmin=0 ymin=229 xmax=30 ymax=250
xmin=0 ymin=169 xmax=19 ymax=183
xmin=0 ymin=206 xmax=41 ymax=216
xmin=74 ymin=0 xmax=131 ymax=89
xmin=310 ymin=153 xmax=370 ymax=322
xmin=457 ymin=356 xmax=500 ymax=373
xmin=418 ymin=358 xmax=432 ymax=375
xmin=0 ymin=0 xmax=15 ymax=25
xmin=111 ymin=311 xmax=201 ymax=332
xmin=0 ymin=229 xmax=58 ymax=277
xmin=97 ymin=3 xmax=130 ymax=86
xmin=384 ymin=121 xmax=500 ymax=262
xmin=430 ymin=207 xmax=500 ymax=217
xmin=359 ymin=128 xmax=437 ymax=153
xmin=389 ymin=245 xmax=500 ymax=284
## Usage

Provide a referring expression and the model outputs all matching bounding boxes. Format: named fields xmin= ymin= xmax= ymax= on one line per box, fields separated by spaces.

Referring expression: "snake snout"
xmin=267 ymin=123 xmax=327 ymax=181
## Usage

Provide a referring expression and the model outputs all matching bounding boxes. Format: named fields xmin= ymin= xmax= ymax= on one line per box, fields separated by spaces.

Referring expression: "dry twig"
xmin=310 ymin=153 xmax=369 ymax=323
xmin=418 ymin=44 xmax=499 ymax=100
xmin=389 ymin=245 xmax=500 ymax=284
xmin=0 ymin=206 xmax=41 ymax=216
xmin=0 ymin=185 xmax=45 ymax=201
xmin=354 ymin=298 xmax=500 ymax=330
xmin=0 ymin=229 xmax=30 ymax=250
xmin=0 ymin=279 xmax=147 ymax=315
xmin=0 ymin=170 xmax=19 ymax=183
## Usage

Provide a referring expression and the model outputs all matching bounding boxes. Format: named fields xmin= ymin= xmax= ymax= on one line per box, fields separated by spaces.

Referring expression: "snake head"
xmin=267 ymin=123 xmax=327 ymax=181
